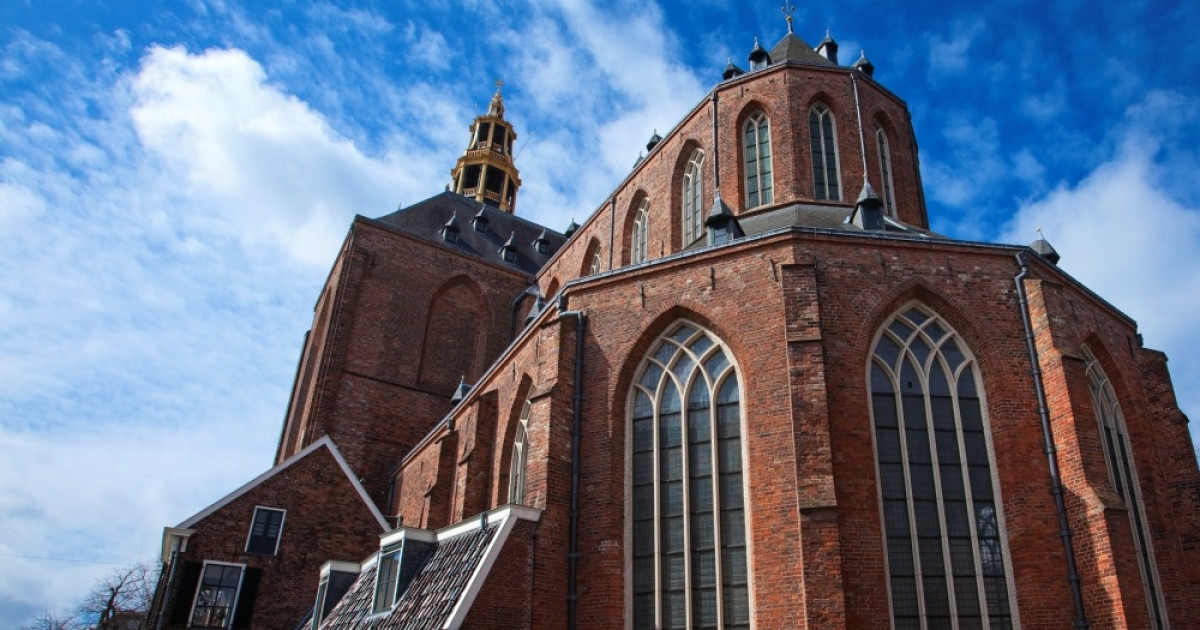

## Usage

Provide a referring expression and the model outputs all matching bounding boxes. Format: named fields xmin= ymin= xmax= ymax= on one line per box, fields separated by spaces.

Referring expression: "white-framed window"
xmin=869 ymin=305 xmax=1016 ymax=629
xmin=1083 ymin=348 xmax=1168 ymax=629
xmin=189 ymin=561 xmax=245 ymax=629
xmin=630 ymin=322 xmax=749 ymax=629
xmin=742 ymin=113 xmax=773 ymax=208
xmin=875 ymin=125 xmax=897 ymax=217
xmin=508 ymin=401 xmax=531 ymax=504
xmin=311 ymin=575 xmax=329 ymax=630
xmin=632 ymin=200 xmax=649 ymax=264
xmin=372 ymin=545 xmax=402 ymax=614
xmin=244 ymin=507 xmax=286 ymax=555
xmin=809 ymin=104 xmax=841 ymax=200
xmin=683 ymin=150 xmax=705 ymax=245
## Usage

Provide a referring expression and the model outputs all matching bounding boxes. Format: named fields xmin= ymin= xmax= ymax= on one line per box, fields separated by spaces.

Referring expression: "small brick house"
xmin=148 ymin=22 xmax=1200 ymax=630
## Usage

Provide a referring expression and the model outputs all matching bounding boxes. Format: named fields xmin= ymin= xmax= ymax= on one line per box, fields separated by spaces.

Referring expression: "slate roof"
xmin=373 ymin=191 xmax=566 ymax=275
xmin=693 ymin=202 xmax=941 ymax=248
xmin=319 ymin=522 xmax=499 ymax=630
xmin=769 ymin=32 xmax=837 ymax=67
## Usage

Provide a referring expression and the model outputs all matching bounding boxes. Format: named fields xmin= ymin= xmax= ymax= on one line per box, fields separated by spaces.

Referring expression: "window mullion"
xmin=893 ymin=358 xmax=928 ymax=629
xmin=924 ymin=364 xmax=960 ymax=630
xmin=710 ymin=373 xmax=725 ymax=630
xmin=681 ymin=370 xmax=694 ymax=629
xmin=954 ymin=369 xmax=990 ymax=628
xmin=652 ymin=382 xmax=664 ymax=629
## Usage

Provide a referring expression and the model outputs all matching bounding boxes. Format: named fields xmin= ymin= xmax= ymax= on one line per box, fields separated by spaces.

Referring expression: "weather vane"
xmin=782 ymin=5 xmax=796 ymax=33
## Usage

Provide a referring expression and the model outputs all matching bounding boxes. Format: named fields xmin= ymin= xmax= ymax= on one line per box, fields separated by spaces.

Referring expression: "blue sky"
xmin=1 ymin=0 xmax=1197 ymax=625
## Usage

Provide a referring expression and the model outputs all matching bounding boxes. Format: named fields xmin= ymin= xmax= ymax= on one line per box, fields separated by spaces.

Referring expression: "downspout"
xmin=558 ymin=296 xmax=586 ymax=630
xmin=154 ymin=549 xmax=179 ymax=630
xmin=850 ymin=72 xmax=869 ymax=177
xmin=1014 ymin=252 xmax=1090 ymax=629
xmin=710 ymin=92 xmax=720 ymax=189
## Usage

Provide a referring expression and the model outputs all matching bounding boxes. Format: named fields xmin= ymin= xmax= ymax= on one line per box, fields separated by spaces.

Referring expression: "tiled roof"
xmin=769 ymin=32 xmax=837 ymax=67
xmin=372 ymin=191 xmax=565 ymax=275
xmin=318 ymin=523 xmax=499 ymax=630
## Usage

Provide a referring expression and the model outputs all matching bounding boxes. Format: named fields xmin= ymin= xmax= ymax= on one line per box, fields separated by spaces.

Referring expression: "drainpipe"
xmin=850 ymin=72 xmax=869 ymax=177
xmin=558 ymin=296 xmax=587 ymax=630
xmin=154 ymin=549 xmax=179 ymax=630
xmin=1014 ymin=252 xmax=1090 ymax=629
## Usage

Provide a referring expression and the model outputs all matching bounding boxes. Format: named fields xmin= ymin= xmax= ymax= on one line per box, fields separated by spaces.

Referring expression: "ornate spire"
xmin=450 ymin=80 xmax=522 ymax=214
xmin=782 ymin=4 xmax=796 ymax=33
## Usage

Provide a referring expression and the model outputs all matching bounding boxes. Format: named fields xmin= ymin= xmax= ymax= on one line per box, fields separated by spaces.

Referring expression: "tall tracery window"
xmin=631 ymin=323 xmax=749 ymax=629
xmin=876 ymin=125 xmax=897 ymax=217
xmin=683 ymin=150 xmax=705 ymax=245
xmin=743 ymin=113 xmax=773 ymax=208
xmin=632 ymin=200 xmax=650 ymax=264
xmin=809 ymin=104 xmax=841 ymax=200
xmin=508 ymin=401 xmax=531 ymax=504
xmin=1083 ymin=349 xmax=1167 ymax=629
xmin=870 ymin=305 xmax=1015 ymax=629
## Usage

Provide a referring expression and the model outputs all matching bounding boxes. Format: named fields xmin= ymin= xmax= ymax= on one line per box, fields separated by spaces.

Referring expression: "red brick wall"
xmin=163 ymin=445 xmax=384 ymax=630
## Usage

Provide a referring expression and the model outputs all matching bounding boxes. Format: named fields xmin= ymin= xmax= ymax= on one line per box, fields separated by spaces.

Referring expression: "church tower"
xmin=451 ymin=81 xmax=522 ymax=213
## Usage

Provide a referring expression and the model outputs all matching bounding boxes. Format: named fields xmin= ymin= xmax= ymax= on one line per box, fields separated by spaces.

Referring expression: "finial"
xmin=782 ymin=5 xmax=796 ymax=33
xmin=1037 ymin=226 xmax=1044 ymax=238
xmin=495 ymin=79 xmax=503 ymax=94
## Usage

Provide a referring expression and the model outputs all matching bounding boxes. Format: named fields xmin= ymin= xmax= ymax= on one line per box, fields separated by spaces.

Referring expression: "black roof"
xmin=769 ymin=32 xmax=838 ymax=67
xmin=374 ymin=191 xmax=565 ymax=275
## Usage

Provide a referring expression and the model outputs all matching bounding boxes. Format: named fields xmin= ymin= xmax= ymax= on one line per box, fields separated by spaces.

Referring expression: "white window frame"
xmin=626 ymin=322 xmax=752 ymax=629
xmin=682 ymin=150 xmax=705 ymax=245
xmin=508 ymin=401 xmax=531 ymax=504
xmin=1082 ymin=348 xmax=1169 ymax=629
xmin=867 ymin=304 xmax=1020 ymax=630
xmin=809 ymin=104 xmax=842 ymax=201
xmin=371 ymin=544 xmax=403 ymax=615
xmin=244 ymin=506 xmax=286 ymax=556
xmin=742 ymin=113 xmax=773 ymax=208
xmin=875 ymin=124 xmax=897 ymax=217
xmin=589 ymin=251 xmax=603 ymax=275
xmin=632 ymin=200 xmax=649 ymax=264
xmin=188 ymin=561 xmax=245 ymax=629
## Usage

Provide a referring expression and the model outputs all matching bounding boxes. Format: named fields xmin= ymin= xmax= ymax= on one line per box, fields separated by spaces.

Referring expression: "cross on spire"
xmin=782 ymin=4 xmax=796 ymax=33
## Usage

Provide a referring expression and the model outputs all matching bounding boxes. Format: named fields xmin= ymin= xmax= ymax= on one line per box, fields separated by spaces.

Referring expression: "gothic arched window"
xmin=632 ymin=200 xmax=649 ymax=264
xmin=875 ymin=125 xmax=896 ymax=217
xmin=683 ymin=150 xmax=705 ymax=245
xmin=743 ymin=113 xmax=773 ymax=208
xmin=508 ymin=401 xmax=531 ymax=504
xmin=631 ymin=323 xmax=749 ymax=630
xmin=1083 ymin=348 xmax=1167 ymax=629
xmin=809 ymin=104 xmax=841 ymax=200
xmin=869 ymin=305 xmax=1015 ymax=629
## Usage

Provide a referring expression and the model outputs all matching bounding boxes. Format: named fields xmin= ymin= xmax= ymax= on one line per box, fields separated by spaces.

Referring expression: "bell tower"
xmin=451 ymin=81 xmax=522 ymax=214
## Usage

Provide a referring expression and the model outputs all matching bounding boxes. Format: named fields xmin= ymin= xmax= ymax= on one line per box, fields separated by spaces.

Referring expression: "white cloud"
xmin=926 ymin=18 xmax=984 ymax=76
xmin=1000 ymin=108 xmax=1200 ymax=421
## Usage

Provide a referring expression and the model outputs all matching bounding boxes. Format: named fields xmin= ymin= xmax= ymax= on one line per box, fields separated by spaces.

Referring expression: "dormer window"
xmin=245 ymin=507 xmax=285 ymax=555
xmin=533 ymin=229 xmax=550 ymax=255
xmin=500 ymin=232 xmax=518 ymax=263
xmin=442 ymin=212 xmax=461 ymax=244
xmin=473 ymin=208 xmax=489 ymax=233
xmin=372 ymin=545 xmax=401 ymax=613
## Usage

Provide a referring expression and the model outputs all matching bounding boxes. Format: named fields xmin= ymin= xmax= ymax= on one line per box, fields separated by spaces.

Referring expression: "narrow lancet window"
xmin=632 ymin=200 xmax=650 ymax=264
xmin=743 ymin=113 xmax=773 ymax=208
xmin=809 ymin=104 xmax=841 ymax=200
xmin=876 ymin=125 xmax=896 ymax=216
xmin=508 ymin=401 xmax=531 ymax=504
xmin=683 ymin=150 xmax=705 ymax=244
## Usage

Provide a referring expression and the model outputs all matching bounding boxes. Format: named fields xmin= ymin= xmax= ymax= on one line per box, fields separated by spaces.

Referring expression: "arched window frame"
xmin=1082 ymin=348 xmax=1168 ymax=629
xmin=632 ymin=200 xmax=650 ymax=264
xmin=683 ymin=150 xmax=705 ymax=245
xmin=590 ymin=251 xmax=603 ymax=275
xmin=868 ymin=304 xmax=1018 ymax=629
xmin=742 ymin=113 xmax=773 ymax=208
xmin=875 ymin=124 xmax=897 ymax=217
xmin=809 ymin=104 xmax=841 ymax=201
xmin=508 ymin=401 xmax=531 ymax=505
xmin=628 ymin=322 xmax=750 ymax=630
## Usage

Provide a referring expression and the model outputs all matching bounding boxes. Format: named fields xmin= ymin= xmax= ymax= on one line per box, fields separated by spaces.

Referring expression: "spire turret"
xmin=451 ymin=80 xmax=523 ymax=213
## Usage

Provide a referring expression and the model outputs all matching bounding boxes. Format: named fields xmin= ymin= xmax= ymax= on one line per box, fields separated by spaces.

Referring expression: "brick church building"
xmin=146 ymin=19 xmax=1200 ymax=630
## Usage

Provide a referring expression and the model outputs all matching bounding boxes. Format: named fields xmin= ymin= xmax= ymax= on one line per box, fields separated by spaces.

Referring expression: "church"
xmin=144 ymin=17 xmax=1200 ymax=630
